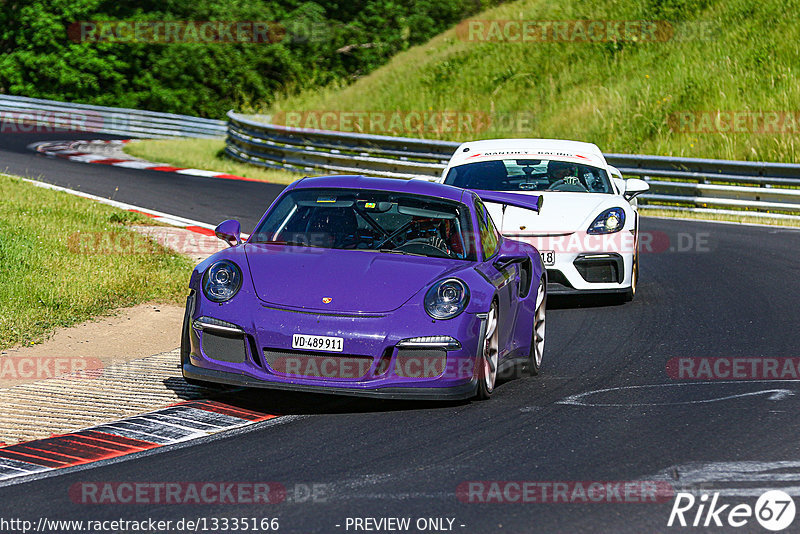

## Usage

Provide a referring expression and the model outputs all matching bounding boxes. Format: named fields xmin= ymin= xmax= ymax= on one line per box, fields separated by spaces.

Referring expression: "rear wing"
xmin=473 ymin=189 xmax=543 ymax=214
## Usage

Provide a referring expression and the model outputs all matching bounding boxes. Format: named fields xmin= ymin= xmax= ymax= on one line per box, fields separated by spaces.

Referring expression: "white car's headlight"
xmin=424 ymin=279 xmax=469 ymax=320
xmin=588 ymin=208 xmax=626 ymax=234
xmin=202 ymin=260 xmax=242 ymax=302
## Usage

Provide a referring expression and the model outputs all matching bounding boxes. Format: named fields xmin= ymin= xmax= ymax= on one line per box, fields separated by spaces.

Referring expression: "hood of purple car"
xmin=244 ymin=244 xmax=462 ymax=313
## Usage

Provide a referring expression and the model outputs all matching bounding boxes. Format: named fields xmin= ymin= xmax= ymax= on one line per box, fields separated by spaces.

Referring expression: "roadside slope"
xmin=269 ymin=0 xmax=800 ymax=163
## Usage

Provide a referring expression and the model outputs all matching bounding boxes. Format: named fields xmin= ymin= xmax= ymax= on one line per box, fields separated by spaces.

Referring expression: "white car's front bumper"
xmin=510 ymin=231 xmax=636 ymax=294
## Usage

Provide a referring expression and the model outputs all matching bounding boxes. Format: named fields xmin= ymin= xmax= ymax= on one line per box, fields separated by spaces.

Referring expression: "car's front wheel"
xmin=527 ymin=278 xmax=546 ymax=376
xmin=475 ymin=301 xmax=499 ymax=400
xmin=621 ymin=251 xmax=638 ymax=303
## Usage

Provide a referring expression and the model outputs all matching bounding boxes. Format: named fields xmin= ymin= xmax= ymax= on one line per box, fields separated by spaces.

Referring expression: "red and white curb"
xmin=0 ymin=400 xmax=277 ymax=483
xmin=28 ymin=139 xmax=263 ymax=183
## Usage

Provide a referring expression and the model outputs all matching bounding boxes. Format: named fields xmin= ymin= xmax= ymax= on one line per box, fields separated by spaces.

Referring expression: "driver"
xmin=406 ymin=217 xmax=452 ymax=255
xmin=547 ymin=160 xmax=580 ymax=186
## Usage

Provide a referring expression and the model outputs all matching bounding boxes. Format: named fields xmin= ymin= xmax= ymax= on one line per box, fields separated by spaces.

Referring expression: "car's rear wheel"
xmin=475 ymin=301 xmax=499 ymax=400
xmin=528 ymin=279 xmax=546 ymax=376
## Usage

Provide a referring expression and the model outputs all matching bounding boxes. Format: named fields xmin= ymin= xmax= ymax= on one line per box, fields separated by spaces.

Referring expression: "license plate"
xmin=292 ymin=334 xmax=344 ymax=352
xmin=540 ymin=250 xmax=555 ymax=266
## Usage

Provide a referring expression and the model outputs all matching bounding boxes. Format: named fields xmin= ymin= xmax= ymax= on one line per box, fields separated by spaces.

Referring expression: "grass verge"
xmin=123 ymin=138 xmax=302 ymax=185
xmin=0 ymin=174 xmax=194 ymax=349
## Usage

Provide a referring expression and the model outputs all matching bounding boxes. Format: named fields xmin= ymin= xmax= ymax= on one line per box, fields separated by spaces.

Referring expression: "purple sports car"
xmin=181 ymin=175 xmax=546 ymax=400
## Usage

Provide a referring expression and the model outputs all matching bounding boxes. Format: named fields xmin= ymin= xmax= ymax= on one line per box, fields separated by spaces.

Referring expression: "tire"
xmin=528 ymin=279 xmax=546 ymax=376
xmin=621 ymin=251 xmax=638 ymax=303
xmin=475 ymin=301 xmax=500 ymax=400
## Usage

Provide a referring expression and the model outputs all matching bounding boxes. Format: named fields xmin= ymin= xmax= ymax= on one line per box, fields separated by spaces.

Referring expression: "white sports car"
xmin=439 ymin=139 xmax=649 ymax=301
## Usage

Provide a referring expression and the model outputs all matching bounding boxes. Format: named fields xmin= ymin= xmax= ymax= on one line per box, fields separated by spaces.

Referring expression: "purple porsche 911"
xmin=181 ymin=175 xmax=546 ymax=400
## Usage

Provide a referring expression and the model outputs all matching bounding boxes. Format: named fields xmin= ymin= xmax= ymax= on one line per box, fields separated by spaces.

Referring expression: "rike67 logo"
xmin=668 ymin=491 xmax=796 ymax=531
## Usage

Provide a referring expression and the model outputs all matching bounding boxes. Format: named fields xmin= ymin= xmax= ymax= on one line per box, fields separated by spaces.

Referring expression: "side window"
xmin=475 ymin=199 xmax=499 ymax=259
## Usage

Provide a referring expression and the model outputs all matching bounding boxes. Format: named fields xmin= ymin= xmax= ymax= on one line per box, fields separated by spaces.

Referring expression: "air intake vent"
xmin=573 ymin=253 xmax=623 ymax=284
xmin=202 ymin=332 xmax=247 ymax=363
xmin=395 ymin=349 xmax=446 ymax=378
xmin=263 ymin=349 xmax=372 ymax=380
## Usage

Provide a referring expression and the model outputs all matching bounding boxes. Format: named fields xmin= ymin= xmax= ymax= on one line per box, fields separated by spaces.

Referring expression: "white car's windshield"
xmin=444 ymin=159 xmax=613 ymax=193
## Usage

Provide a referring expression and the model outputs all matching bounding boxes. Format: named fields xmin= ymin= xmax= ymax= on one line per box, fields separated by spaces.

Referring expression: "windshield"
xmin=444 ymin=159 xmax=613 ymax=193
xmin=249 ymin=188 xmax=476 ymax=261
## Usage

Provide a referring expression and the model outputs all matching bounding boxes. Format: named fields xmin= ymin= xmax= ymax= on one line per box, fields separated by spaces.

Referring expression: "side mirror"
xmin=215 ymin=219 xmax=242 ymax=247
xmin=493 ymin=252 xmax=525 ymax=270
xmin=608 ymin=166 xmax=624 ymax=180
xmin=623 ymin=178 xmax=650 ymax=200
xmin=492 ymin=240 xmax=527 ymax=270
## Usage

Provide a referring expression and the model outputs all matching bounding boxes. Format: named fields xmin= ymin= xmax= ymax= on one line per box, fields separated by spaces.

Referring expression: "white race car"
xmin=439 ymin=139 xmax=649 ymax=301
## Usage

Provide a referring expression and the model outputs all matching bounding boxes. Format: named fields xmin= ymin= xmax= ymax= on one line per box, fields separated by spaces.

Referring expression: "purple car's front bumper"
xmin=182 ymin=293 xmax=486 ymax=400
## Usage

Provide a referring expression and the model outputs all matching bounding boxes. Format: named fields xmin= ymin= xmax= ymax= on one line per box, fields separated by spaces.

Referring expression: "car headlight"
xmin=587 ymin=208 xmax=626 ymax=234
xmin=424 ymin=278 xmax=469 ymax=320
xmin=202 ymin=260 xmax=242 ymax=303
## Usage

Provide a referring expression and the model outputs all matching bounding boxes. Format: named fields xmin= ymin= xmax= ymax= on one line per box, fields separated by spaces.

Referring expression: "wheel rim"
xmin=533 ymin=282 xmax=546 ymax=366
xmin=631 ymin=253 xmax=639 ymax=296
xmin=483 ymin=305 xmax=499 ymax=393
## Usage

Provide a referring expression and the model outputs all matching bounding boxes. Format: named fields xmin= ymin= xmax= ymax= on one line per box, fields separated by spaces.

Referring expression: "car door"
xmin=475 ymin=198 xmax=519 ymax=359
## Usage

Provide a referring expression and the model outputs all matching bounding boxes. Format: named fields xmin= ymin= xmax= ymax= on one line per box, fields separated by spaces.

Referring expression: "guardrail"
xmin=0 ymin=94 xmax=226 ymax=138
xmin=226 ymin=111 xmax=800 ymax=219
xmin=225 ymin=112 xmax=455 ymax=179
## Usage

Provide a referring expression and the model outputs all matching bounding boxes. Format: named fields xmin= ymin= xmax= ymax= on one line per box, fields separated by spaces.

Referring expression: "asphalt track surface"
xmin=0 ymin=131 xmax=284 ymax=229
xmin=2 ymin=131 xmax=800 ymax=533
